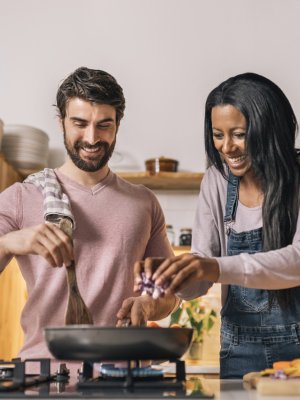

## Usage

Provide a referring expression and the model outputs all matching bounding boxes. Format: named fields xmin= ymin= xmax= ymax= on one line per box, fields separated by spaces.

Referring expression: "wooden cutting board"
xmin=243 ymin=371 xmax=300 ymax=395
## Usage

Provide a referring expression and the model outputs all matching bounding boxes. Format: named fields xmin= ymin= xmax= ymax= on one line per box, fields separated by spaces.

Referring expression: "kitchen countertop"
xmin=199 ymin=377 xmax=298 ymax=399
xmin=0 ymin=376 xmax=294 ymax=399
xmin=198 ymin=378 xmax=269 ymax=399
xmin=0 ymin=358 xmax=295 ymax=399
xmin=154 ymin=360 xmax=220 ymax=375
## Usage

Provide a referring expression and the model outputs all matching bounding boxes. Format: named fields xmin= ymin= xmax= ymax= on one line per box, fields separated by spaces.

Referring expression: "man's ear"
xmin=57 ymin=116 xmax=64 ymax=132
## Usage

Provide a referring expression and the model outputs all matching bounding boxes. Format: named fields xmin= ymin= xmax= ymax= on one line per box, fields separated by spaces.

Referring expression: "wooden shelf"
xmin=0 ymin=156 xmax=203 ymax=191
xmin=117 ymin=171 xmax=203 ymax=190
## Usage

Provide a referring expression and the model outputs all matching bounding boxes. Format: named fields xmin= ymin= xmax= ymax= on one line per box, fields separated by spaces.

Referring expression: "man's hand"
xmin=116 ymin=296 xmax=154 ymax=326
xmin=116 ymin=293 xmax=180 ymax=326
xmin=134 ymin=253 xmax=220 ymax=295
xmin=0 ymin=223 xmax=74 ymax=268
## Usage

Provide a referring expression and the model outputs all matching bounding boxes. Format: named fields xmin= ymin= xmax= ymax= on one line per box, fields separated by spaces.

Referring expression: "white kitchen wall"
xmin=1 ymin=0 xmax=300 ymax=225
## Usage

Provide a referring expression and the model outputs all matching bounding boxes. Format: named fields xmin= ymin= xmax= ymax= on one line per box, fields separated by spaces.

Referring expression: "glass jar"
xmin=166 ymin=224 xmax=175 ymax=246
xmin=179 ymin=228 xmax=192 ymax=246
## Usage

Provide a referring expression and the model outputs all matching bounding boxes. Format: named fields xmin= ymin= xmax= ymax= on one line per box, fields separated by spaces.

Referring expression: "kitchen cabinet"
xmin=0 ymin=154 xmax=22 ymax=191
xmin=0 ymin=259 xmax=27 ymax=360
xmin=0 ymin=154 xmax=26 ymax=360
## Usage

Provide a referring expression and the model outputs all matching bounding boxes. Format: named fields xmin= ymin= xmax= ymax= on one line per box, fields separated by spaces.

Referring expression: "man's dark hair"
xmin=56 ymin=67 xmax=125 ymax=125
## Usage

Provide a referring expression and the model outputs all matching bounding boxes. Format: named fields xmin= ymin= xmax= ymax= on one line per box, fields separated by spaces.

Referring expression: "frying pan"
xmin=44 ymin=326 xmax=193 ymax=361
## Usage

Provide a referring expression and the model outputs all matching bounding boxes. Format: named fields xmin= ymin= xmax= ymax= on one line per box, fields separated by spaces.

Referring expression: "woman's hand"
xmin=133 ymin=257 xmax=166 ymax=293
xmin=134 ymin=253 xmax=220 ymax=295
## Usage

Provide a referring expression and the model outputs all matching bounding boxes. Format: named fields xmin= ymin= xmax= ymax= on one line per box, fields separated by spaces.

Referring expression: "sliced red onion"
xmin=140 ymin=272 xmax=165 ymax=299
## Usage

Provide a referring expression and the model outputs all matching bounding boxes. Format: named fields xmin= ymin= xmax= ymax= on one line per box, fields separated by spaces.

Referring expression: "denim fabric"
xmin=220 ymin=172 xmax=300 ymax=379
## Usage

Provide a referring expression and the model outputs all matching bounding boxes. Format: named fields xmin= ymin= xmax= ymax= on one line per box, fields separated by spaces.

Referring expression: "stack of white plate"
xmin=2 ymin=124 xmax=49 ymax=175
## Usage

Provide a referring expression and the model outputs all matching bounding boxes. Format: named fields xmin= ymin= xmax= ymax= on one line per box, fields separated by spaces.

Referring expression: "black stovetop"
xmin=0 ymin=358 xmax=214 ymax=399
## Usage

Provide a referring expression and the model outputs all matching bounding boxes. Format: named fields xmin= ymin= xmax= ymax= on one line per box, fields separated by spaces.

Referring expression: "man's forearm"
xmin=149 ymin=293 xmax=181 ymax=321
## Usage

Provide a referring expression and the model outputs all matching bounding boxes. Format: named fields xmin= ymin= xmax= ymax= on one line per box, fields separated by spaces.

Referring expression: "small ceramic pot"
xmin=145 ymin=156 xmax=179 ymax=174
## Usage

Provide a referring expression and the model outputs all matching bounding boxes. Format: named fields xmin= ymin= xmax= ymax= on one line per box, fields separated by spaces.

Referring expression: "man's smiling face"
xmin=62 ymin=98 xmax=117 ymax=172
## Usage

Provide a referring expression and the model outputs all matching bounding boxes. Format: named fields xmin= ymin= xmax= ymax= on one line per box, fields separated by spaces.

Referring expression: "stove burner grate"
xmin=0 ymin=358 xmax=215 ymax=398
xmin=0 ymin=358 xmax=69 ymax=392
xmin=78 ymin=359 xmax=186 ymax=390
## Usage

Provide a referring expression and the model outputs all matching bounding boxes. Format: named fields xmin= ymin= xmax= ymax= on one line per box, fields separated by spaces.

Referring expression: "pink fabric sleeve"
xmin=143 ymin=189 xmax=174 ymax=258
xmin=0 ymin=183 xmax=22 ymax=235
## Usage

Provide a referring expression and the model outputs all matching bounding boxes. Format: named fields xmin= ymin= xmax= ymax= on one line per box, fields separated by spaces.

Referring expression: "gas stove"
xmin=0 ymin=358 xmax=214 ymax=399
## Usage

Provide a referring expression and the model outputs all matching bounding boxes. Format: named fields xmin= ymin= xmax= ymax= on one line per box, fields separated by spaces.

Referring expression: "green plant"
xmin=169 ymin=297 xmax=217 ymax=343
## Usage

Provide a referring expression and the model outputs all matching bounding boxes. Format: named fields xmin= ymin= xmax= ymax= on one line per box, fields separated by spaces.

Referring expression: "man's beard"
xmin=63 ymin=132 xmax=116 ymax=172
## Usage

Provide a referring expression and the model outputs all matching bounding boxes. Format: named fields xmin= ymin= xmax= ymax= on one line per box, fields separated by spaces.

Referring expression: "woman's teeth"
xmin=228 ymin=155 xmax=246 ymax=164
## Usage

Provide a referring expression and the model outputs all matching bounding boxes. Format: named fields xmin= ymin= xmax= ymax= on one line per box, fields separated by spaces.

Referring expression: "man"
xmin=0 ymin=67 xmax=178 ymax=372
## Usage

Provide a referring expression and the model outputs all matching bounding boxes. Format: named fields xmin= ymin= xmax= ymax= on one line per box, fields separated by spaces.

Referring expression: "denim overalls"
xmin=220 ymin=172 xmax=300 ymax=379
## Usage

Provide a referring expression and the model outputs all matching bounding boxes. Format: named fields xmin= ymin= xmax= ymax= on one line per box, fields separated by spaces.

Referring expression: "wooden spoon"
xmin=65 ymin=261 xmax=93 ymax=325
xmin=57 ymin=217 xmax=93 ymax=325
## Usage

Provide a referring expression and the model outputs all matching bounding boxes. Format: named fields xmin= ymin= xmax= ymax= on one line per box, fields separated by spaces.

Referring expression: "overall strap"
xmin=224 ymin=172 xmax=240 ymax=235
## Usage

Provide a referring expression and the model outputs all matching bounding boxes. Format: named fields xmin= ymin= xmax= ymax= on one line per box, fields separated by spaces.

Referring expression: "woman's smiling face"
xmin=211 ymin=104 xmax=251 ymax=177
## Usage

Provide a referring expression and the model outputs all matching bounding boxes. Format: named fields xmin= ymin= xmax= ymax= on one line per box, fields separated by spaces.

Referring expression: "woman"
xmin=134 ymin=73 xmax=300 ymax=378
